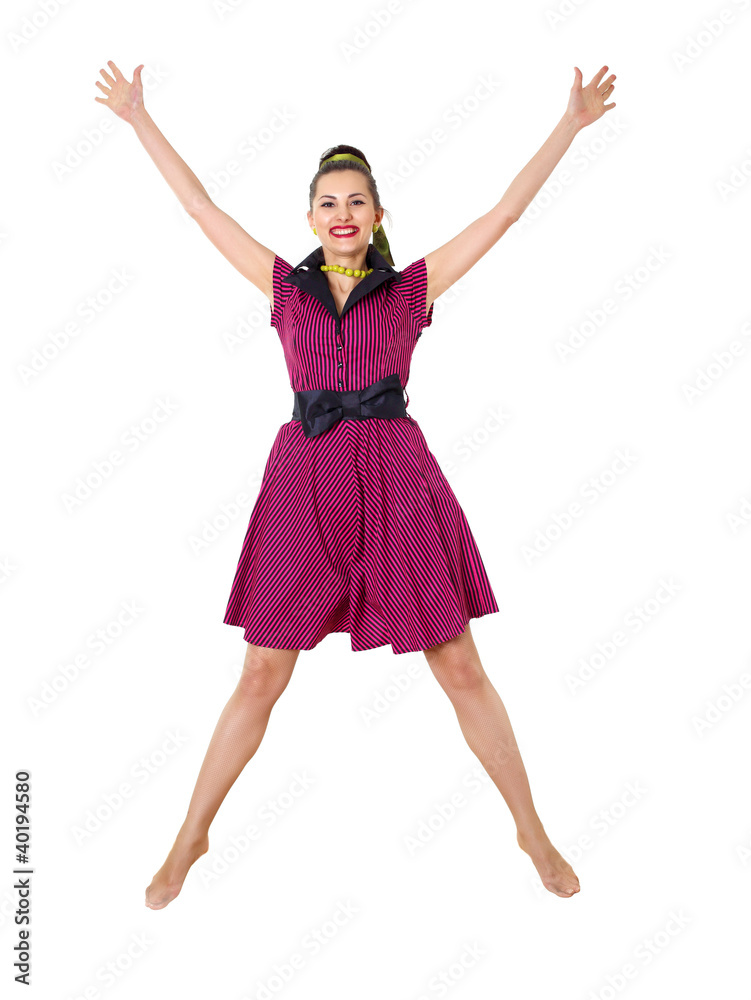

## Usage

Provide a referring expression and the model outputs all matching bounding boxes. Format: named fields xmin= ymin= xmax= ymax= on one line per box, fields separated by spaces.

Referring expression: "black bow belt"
xmin=292 ymin=373 xmax=407 ymax=439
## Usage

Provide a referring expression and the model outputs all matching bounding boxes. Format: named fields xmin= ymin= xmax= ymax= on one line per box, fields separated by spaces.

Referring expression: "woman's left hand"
xmin=565 ymin=65 xmax=616 ymax=129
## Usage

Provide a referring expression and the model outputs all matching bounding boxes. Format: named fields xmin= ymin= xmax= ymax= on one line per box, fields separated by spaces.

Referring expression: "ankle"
xmin=516 ymin=819 xmax=547 ymax=847
xmin=177 ymin=820 xmax=210 ymax=846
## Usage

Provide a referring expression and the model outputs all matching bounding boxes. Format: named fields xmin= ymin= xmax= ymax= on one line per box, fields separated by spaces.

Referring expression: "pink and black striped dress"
xmin=223 ymin=243 xmax=500 ymax=654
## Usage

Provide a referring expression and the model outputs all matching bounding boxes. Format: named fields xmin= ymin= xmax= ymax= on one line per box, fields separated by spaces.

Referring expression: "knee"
xmin=237 ymin=653 xmax=289 ymax=702
xmin=427 ymin=652 xmax=486 ymax=694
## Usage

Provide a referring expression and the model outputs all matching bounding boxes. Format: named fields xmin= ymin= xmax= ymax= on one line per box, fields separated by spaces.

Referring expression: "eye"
xmin=320 ymin=199 xmax=365 ymax=208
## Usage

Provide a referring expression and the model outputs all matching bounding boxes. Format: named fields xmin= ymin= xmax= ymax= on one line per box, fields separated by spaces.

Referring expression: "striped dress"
xmin=223 ymin=243 xmax=500 ymax=654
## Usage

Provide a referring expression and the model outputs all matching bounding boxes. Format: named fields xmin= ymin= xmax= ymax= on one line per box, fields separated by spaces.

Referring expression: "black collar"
xmin=281 ymin=244 xmax=401 ymax=323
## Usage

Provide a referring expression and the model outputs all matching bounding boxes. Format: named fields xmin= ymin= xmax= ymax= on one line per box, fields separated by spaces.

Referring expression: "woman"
xmin=95 ymin=61 xmax=615 ymax=908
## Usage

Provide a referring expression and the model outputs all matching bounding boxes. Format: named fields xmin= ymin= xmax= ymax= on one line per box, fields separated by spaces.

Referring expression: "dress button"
xmin=337 ymin=380 xmax=343 ymax=387
xmin=336 ymin=345 xmax=342 ymax=351
xmin=337 ymin=362 xmax=342 ymax=368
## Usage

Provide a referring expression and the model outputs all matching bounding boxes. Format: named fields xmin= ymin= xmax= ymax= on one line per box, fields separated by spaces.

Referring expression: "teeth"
xmin=332 ymin=228 xmax=357 ymax=234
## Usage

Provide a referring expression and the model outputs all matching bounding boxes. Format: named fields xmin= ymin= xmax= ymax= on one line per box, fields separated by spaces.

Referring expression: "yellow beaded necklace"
xmin=320 ymin=263 xmax=374 ymax=279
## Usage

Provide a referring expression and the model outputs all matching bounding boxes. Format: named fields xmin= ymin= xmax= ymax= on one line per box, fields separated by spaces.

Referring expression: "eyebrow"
xmin=317 ymin=192 xmax=367 ymax=200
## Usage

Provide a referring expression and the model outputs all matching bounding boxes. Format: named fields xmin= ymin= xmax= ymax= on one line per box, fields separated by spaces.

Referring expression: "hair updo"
xmin=308 ymin=144 xmax=393 ymax=230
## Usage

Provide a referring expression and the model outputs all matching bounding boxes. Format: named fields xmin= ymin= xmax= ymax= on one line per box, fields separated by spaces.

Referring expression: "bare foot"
xmin=517 ymin=827 xmax=580 ymax=897
xmin=145 ymin=829 xmax=209 ymax=909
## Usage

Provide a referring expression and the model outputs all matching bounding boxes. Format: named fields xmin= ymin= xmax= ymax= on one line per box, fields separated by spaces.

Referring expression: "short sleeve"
xmin=269 ymin=253 xmax=295 ymax=331
xmin=397 ymin=257 xmax=435 ymax=333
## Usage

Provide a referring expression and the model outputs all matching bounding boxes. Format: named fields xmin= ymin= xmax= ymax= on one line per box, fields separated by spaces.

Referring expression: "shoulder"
xmin=392 ymin=257 xmax=427 ymax=295
xmin=393 ymin=257 xmax=428 ymax=297
xmin=269 ymin=253 xmax=297 ymax=328
xmin=396 ymin=257 xmax=427 ymax=279
xmin=273 ymin=253 xmax=296 ymax=280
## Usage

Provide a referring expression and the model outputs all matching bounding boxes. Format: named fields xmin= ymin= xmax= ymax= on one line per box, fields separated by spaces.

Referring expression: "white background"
xmin=3 ymin=0 xmax=750 ymax=996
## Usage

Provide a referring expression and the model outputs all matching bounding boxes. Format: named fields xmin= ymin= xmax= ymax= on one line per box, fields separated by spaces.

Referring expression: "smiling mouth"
xmin=330 ymin=227 xmax=359 ymax=238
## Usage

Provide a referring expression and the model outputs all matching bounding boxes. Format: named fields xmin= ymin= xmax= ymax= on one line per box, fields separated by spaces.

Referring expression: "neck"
xmin=321 ymin=246 xmax=368 ymax=274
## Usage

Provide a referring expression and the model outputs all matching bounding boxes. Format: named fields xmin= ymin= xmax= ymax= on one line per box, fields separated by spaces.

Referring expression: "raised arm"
xmin=423 ymin=65 xmax=616 ymax=310
xmin=95 ymin=61 xmax=275 ymax=302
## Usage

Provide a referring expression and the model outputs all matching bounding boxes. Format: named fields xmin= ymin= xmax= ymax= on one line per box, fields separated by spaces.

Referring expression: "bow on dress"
xmin=295 ymin=373 xmax=406 ymax=439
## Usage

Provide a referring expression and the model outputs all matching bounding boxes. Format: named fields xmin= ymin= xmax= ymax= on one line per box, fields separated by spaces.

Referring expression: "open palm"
xmin=94 ymin=60 xmax=145 ymax=122
xmin=566 ymin=65 xmax=616 ymax=129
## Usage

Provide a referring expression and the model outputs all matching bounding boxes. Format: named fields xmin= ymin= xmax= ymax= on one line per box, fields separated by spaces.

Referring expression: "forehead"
xmin=315 ymin=168 xmax=369 ymax=198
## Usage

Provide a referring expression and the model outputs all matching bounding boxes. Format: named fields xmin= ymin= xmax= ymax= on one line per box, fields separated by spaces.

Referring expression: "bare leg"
xmin=423 ymin=625 xmax=580 ymax=897
xmin=145 ymin=642 xmax=300 ymax=909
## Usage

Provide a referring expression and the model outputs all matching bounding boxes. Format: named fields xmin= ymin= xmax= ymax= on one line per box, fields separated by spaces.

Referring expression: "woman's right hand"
xmin=95 ymin=61 xmax=144 ymax=122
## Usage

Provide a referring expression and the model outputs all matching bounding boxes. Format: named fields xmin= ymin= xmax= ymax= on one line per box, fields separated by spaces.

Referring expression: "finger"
xmin=598 ymin=74 xmax=616 ymax=93
xmin=590 ymin=64 xmax=609 ymax=88
xmin=100 ymin=67 xmax=115 ymax=86
xmin=95 ymin=80 xmax=109 ymax=93
xmin=107 ymin=60 xmax=124 ymax=80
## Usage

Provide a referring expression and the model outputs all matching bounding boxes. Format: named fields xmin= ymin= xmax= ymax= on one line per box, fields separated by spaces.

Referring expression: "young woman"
xmin=95 ymin=61 xmax=615 ymax=908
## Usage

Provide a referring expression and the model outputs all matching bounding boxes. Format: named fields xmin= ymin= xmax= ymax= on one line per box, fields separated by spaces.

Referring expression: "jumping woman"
xmin=94 ymin=60 xmax=615 ymax=908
